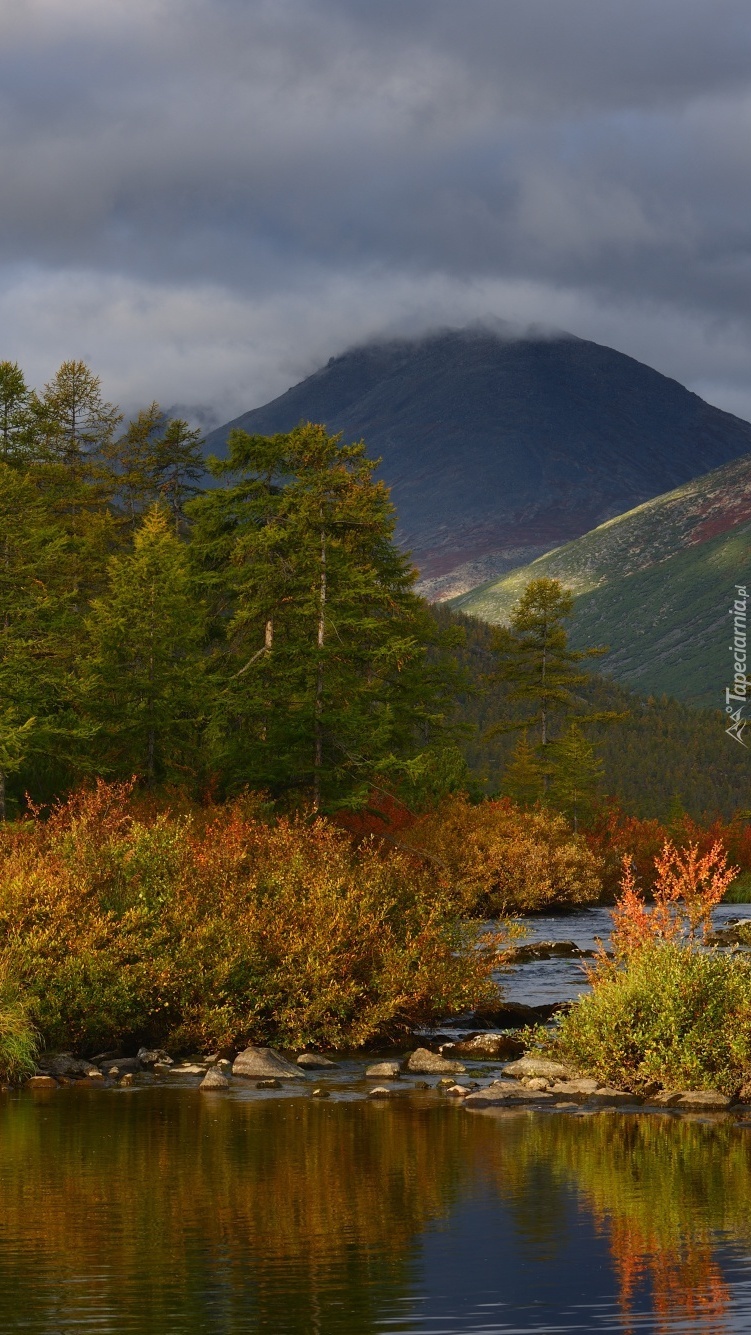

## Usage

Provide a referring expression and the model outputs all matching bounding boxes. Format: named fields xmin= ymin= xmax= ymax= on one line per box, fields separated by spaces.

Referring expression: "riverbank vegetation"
xmin=1 ymin=356 xmax=750 ymax=1067
xmin=544 ymin=841 xmax=751 ymax=1095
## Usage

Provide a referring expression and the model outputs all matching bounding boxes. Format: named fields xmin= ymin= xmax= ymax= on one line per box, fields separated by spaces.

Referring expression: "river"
xmin=5 ymin=904 xmax=751 ymax=1334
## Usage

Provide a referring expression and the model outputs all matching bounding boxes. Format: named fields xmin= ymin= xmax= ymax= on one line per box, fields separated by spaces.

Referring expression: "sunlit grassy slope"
xmin=452 ymin=455 xmax=751 ymax=706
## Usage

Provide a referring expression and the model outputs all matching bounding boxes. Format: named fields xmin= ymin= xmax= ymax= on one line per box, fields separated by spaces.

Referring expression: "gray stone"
xmin=296 ymin=1053 xmax=337 ymax=1070
xmin=503 ymin=1057 xmax=574 ymax=1081
xmin=233 ymin=1046 xmax=306 ymax=1080
xmin=137 ymin=1047 xmax=172 ymax=1068
xmin=200 ymin=1068 xmax=230 ymax=1090
xmin=443 ymin=1033 xmax=524 ymax=1061
xmin=366 ymin=1061 xmax=400 ymax=1079
xmin=100 ymin=1057 xmax=142 ymax=1076
xmin=368 ymin=1086 xmax=396 ymax=1098
xmin=464 ymin=1083 xmax=553 ymax=1107
xmin=444 ymin=1084 xmax=470 ymax=1098
xmin=37 ymin=1054 xmax=100 ymax=1079
xmin=167 ymin=1064 xmax=207 ymax=1077
xmin=406 ymin=1047 xmax=466 ymax=1075
xmin=548 ymin=1078 xmax=601 ymax=1097
xmin=675 ymin=1090 xmax=732 ymax=1111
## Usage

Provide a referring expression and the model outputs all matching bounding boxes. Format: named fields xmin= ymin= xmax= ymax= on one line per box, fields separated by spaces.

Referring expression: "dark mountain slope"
xmin=205 ymin=325 xmax=751 ymax=581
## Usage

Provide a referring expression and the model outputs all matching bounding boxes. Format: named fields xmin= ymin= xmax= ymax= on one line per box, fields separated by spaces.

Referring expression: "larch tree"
xmin=81 ymin=506 xmax=207 ymax=786
xmin=190 ymin=422 xmax=461 ymax=809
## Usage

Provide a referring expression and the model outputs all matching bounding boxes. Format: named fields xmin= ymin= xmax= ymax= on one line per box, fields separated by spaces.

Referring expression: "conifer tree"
xmin=39 ymin=360 xmax=122 ymax=466
xmin=547 ymin=723 xmax=603 ymax=830
xmin=0 ymin=362 xmax=34 ymax=465
xmin=0 ymin=462 xmax=86 ymax=814
xmin=81 ymin=506 xmax=206 ymax=785
xmin=104 ymin=402 xmax=166 ymax=531
xmin=190 ymin=422 xmax=460 ymax=808
xmin=488 ymin=578 xmax=607 ymax=786
xmin=152 ymin=418 xmax=205 ymax=534
xmin=502 ymin=729 xmax=544 ymax=806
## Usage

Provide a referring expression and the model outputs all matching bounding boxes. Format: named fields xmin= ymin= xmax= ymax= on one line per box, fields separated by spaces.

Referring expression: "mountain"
xmin=204 ymin=324 xmax=751 ymax=587
xmin=452 ymin=454 xmax=751 ymax=707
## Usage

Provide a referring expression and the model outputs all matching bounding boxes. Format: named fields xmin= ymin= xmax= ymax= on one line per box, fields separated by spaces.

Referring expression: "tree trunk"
xmin=313 ymin=526 xmax=326 ymax=810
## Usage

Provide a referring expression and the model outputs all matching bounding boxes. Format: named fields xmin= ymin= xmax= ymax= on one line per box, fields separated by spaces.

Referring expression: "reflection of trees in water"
xmin=484 ymin=1110 xmax=751 ymax=1332
xmin=0 ymin=1091 xmax=484 ymax=1333
xmin=1 ymin=1094 xmax=750 ymax=1331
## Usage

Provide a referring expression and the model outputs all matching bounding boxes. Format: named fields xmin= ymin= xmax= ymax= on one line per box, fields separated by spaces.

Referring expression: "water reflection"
xmin=0 ymin=1088 xmax=750 ymax=1332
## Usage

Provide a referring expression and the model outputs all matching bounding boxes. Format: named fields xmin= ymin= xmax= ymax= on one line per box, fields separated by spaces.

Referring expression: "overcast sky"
xmin=4 ymin=0 xmax=751 ymax=423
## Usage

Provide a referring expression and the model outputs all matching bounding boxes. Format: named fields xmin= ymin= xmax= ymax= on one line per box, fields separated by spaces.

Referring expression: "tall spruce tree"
xmin=0 ymin=362 xmax=34 ymax=466
xmin=190 ymin=422 xmax=461 ymax=808
xmin=81 ymin=506 xmax=206 ymax=785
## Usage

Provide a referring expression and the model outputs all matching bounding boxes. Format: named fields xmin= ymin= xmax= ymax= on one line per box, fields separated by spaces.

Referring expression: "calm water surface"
xmin=5 ymin=1084 xmax=751 ymax=1334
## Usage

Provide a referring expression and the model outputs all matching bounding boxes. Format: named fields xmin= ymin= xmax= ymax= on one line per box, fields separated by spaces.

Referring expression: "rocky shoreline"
xmin=20 ymin=1039 xmax=751 ymax=1117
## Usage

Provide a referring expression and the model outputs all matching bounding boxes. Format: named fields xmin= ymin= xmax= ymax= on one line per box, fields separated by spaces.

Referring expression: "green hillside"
xmin=452 ymin=454 xmax=751 ymax=706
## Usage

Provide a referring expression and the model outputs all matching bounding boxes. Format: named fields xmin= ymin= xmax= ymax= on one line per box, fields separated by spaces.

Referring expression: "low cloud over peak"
xmin=4 ymin=1 xmax=751 ymax=423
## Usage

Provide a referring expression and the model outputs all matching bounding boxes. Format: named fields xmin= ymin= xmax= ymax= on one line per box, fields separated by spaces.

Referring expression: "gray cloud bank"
xmin=3 ymin=0 xmax=751 ymax=421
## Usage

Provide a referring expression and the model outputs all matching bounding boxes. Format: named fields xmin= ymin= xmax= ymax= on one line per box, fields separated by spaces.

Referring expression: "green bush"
xmin=547 ymin=941 xmax=751 ymax=1095
xmin=0 ymin=963 xmax=38 ymax=1082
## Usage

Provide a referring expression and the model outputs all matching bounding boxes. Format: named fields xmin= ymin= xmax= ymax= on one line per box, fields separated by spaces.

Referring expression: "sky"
xmin=4 ymin=0 xmax=751 ymax=424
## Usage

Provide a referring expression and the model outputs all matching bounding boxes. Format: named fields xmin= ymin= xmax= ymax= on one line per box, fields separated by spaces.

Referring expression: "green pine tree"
xmin=547 ymin=722 xmax=604 ymax=830
xmin=81 ymin=506 xmax=207 ymax=785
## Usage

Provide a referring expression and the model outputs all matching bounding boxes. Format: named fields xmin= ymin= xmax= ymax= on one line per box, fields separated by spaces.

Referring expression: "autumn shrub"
xmin=0 ymin=783 xmax=509 ymax=1054
xmin=544 ymin=841 xmax=751 ymax=1094
xmin=404 ymin=792 xmax=602 ymax=914
xmin=586 ymin=800 xmax=751 ymax=898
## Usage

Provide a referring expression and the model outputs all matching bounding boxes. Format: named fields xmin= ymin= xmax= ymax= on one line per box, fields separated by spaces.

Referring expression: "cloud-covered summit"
xmin=4 ymin=1 xmax=751 ymax=421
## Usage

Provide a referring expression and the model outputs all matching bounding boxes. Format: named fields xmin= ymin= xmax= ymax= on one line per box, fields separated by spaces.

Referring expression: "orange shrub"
xmin=403 ymin=792 xmax=602 ymax=915
xmin=0 ymin=783 xmax=509 ymax=1054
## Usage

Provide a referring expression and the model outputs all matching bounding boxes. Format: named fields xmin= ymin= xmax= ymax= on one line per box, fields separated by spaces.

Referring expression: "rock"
xmin=366 ymin=1061 xmax=401 ymax=1079
xmin=589 ymin=1087 xmax=642 ymax=1105
xmin=406 ymin=1047 xmax=466 ymax=1075
xmin=524 ymin=1077 xmax=553 ymax=1092
xmin=437 ymin=1076 xmax=456 ymax=1087
xmin=119 ymin=1073 xmax=135 ymax=1086
xmin=85 ymin=1069 xmax=104 ymax=1081
xmin=464 ymin=1083 xmax=553 ymax=1107
xmin=200 ymin=1068 xmax=230 ymax=1090
xmin=443 ymin=1033 xmax=525 ymax=1061
xmin=548 ymin=1077 xmax=601 ymax=1097
xmin=100 ymin=1057 xmax=142 ymax=1076
xmin=505 ymin=940 xmax=596 ymax=964
xmin=37 ymin=1054 xmax=100 ymax=1079
xmin=312 ymin=1088 xmax=330 ymax=1098
xmin=26 ymin=1075 xmax=57 ymax=1089
xmin=650 ymin=1089 xmax=683 ymax=1106
xmin=90 ymin=1050 xmax=119 ymax=1064
xmin=296 ymin=1053 xmax=337 ymax=1070
xmin=166 ymin=1064 xmax=206 ymax=1077
xmin=504 ymin=1057 xmax=575 ymax=1081
xmin=368 ymin=1086 xmax=396 ymax=1098
xmin=233 ymin=1046 xmax=306 ymax=1080
xmin=153 ymin=1062 xmax=175 ymax=1075
xmin=453 ymin=1002 xmax=571 ymax=1030
xmin=444 ymin=1084 xmax=470 ymax=1098
xmin=675 ymin=1090 xmax=732 ymax=1111
xmin=256 ymin=1079 xmax=282 ymax=1089
xmin=136 ymin=1047 xmax=172 ymax=1068
xmin=216 ymin=1059 xmax=233 ymax=1075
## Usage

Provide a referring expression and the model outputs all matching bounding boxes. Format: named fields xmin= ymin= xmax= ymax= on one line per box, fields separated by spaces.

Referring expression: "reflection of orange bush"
xmin=1 ymin=782 xmax=509 ymax=1054
xmin=402 ymin=792 xmax=602 ymax=914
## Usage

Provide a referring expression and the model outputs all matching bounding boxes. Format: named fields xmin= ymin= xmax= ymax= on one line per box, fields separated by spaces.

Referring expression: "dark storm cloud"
xmin=3 ymin=0 xmax=751 ymax=417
